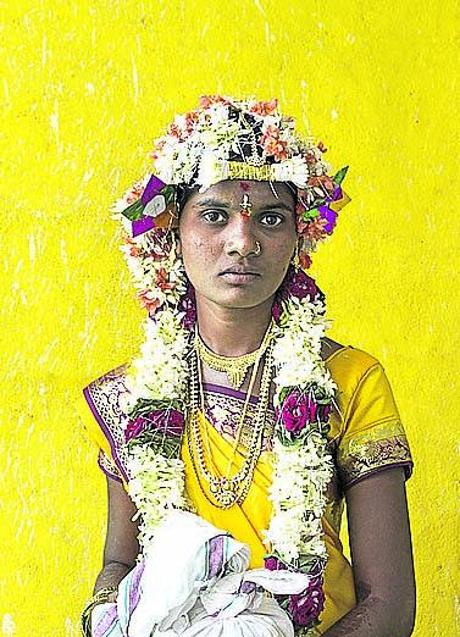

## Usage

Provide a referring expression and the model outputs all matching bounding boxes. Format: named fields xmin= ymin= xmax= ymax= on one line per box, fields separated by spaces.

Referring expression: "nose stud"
xmin=253 ymin=241 xmax=262 ymax=256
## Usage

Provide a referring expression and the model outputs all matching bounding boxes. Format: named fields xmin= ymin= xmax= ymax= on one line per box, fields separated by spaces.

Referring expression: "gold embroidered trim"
xmin=338 ymin=419 xmax=413 ymax=487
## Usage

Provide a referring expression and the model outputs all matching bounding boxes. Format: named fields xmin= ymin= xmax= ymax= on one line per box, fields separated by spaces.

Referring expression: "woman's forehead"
xmin=189 ymin=180 xmax=295 ymax=206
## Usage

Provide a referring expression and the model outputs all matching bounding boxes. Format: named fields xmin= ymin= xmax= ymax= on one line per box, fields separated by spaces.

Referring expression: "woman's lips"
xmin=219 ymin=271 xmax=260 ymax=284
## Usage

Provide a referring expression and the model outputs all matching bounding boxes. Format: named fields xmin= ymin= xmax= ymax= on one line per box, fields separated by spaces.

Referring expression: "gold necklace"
xmin=194 ymin=320 xmax=274 ymax=390
xmin=198 ymin=342 xmax=262 ymax=480
xmin=187 ymin=342 xmax=273 ymax=509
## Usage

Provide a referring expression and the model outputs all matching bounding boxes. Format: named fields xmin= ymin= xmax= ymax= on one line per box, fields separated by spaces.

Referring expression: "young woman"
xmin=79 ymin=95 xmax=415 ymax=636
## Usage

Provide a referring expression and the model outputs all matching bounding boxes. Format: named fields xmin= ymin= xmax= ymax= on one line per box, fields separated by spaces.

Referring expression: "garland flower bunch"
xmin=110 ymin=95 xmax=351 ymax=634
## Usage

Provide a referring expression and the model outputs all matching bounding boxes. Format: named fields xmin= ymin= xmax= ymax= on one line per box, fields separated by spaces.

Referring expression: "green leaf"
xmin=302 ymin=207 xmax=320 ymax=221
xmin=333 ymin=165 xmax=349 ymax=185
xmin=162 ymin=185 xmax=176 ymax=205
xmin=121 ymin=199 xmax=145 ymax=221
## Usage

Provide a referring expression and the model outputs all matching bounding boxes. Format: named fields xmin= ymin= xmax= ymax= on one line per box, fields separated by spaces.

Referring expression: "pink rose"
xmin=264 ymin=556 xmax=288 ymax=571
xmin=125 ymin=417 xmax=146 ymax=442
xmin=277 ymin=391 xmax=318 ymax=434
xmin=288 ymin=576 xmax=325 ymax=627
xmin=124 ymin=409 xmax=184 ymax=443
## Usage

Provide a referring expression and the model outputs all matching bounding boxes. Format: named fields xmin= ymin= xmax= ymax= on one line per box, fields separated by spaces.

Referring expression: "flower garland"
xmin=118 ymin=262 xmax=336 ymax=634
xmin=109 ymin=95 xmax=351 ymax=634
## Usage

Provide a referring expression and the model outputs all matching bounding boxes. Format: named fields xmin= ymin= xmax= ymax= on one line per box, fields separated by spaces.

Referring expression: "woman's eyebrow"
xmin=257 ymin=203 xmax=293 ymax=213
xmin=194 ymin=198 xmax=230 ymax=208
xmin=193 ymin=198 xmax=293 ymax=212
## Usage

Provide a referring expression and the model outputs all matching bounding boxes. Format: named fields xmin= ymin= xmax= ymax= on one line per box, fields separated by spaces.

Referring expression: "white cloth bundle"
xmin=92 ymin=511 xmax=309 ymax=637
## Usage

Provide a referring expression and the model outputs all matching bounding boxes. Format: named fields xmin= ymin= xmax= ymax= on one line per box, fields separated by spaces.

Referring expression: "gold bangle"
xmin=80 ymin=587 xmax=118 ymax=636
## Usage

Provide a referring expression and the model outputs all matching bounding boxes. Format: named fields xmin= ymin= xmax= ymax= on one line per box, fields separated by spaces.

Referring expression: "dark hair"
xmin=176 ymin=184 xmax=199 ymax=214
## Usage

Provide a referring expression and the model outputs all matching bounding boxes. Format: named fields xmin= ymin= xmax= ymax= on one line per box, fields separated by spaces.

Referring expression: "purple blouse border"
xmin=82 ymin=385 xmax=129 ymax=483
xmin=97 ymin=453 xmax=123 ymax=483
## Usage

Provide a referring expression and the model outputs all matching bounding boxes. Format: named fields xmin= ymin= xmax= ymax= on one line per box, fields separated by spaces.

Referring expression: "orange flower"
xmin=299 ymin=251 xmax=312 ymax=270
xmin=137 ymin=291 xmax=161 ymax=315
xmin=300 ymin=217 xmax=328 ymax=241
xmin=249 ymin=98 xmax=278 ymax=116
xmin=307 ymin=175 xmax=335 ymax=193
xmin=167 ymin=123 xmax=183 ymax=139
xmin=260 ymin=125 xmax=289 ymax=161
xmin=149 ymin=139 xmax=166 ymax=161
xmin=199 ymin=95 xmax=231 ymax=108
xmin=155 ymin=268 xmax=175 ymax=291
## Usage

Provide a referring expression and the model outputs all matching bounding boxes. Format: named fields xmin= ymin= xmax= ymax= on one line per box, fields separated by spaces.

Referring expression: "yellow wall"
xmin=1 ymin=1 xmax=457 ymax=635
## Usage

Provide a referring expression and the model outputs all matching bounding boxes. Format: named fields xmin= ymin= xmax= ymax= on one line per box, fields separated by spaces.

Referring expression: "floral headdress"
xmin=113 ymin=95 xmax=350 ymax=270
xmin=111 ymin=95 xmax=351 ymax=635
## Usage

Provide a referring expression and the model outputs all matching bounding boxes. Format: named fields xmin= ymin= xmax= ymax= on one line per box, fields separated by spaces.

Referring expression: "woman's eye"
xmin=260 ymin=213 xmax=283 ymax=227
xmin=202 ymin=210 xmax=227 ymax=223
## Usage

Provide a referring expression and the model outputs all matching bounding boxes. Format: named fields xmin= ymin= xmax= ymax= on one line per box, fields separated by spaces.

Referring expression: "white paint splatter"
xmin=346 ymin=33 xmax=356 ymax=44
xmin=41 ymin=34 xmax=48 ymax=67
xmin=131 ymin=54 xmax=139 ymax=105
xmin=38 ymin=338 xmax=60 ymax=366
xmin=83 ymin=168 xmax=94 ymax=182
xmin=50 ymin=100 xmax=59 ymax=145
xmin=28 ymin=234 xmax=36 ymax=263
xmin=331 ymin=109 xmax=339 ymax=120
xmin=85 ymin=82 xmax=95 ymax=95
xmin=265 ymin=22 xmax=271 ymax=45
xmin=2 ymin=614 xmax=16 ymax=636
xmin=252 ymin=0 xmax=266 ymax=17
xmin=64 ymin=617 xmax=75 ymax=634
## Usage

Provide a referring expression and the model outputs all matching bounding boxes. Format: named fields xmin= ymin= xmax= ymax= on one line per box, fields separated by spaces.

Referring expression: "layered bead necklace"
xmin=187 ymin=322 xmax=275 ymax=509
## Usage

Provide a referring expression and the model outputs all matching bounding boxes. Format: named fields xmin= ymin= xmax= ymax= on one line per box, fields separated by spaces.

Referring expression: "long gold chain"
xmin=198 ymin=346 xmax=262 ymax=479
xmin=187 ymin=342 xmax=274 ymax=509
xmin=194 ymin=320 xmax=274 ymax=390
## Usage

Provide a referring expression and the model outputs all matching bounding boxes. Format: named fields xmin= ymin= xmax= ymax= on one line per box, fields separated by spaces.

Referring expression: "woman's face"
xmin=178 ymin=180 xmax=297 ymax=311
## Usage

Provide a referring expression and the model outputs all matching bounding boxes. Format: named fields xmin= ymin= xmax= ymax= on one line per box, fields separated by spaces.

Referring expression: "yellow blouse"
xmin=78 ymin=345 xmax=413 ymax=634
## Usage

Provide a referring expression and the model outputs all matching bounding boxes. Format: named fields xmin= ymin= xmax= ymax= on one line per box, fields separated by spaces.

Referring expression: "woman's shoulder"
xmin=321 ymin=337 xmax=380 ymax=370
xmin=83 ymin=361 xmax=131 ymax=395
xmin=321 ymin=338 xmax=385 ymax=415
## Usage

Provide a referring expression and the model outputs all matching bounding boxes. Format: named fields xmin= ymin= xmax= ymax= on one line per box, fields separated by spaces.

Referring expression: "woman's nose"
xmin=224 ymin=215 xmax=258 ymax=257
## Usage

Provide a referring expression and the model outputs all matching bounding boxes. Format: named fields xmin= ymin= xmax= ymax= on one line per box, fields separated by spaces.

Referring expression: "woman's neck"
xmin=195 ymin=294 xmax=274 ymax=357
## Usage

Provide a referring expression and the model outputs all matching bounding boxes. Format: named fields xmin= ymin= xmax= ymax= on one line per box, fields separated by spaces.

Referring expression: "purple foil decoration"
xmin=141 ymin=174 xmax=166 ymax=205
xmin=318 ymin=205 xmax=338 ymax=234
xmin=132 ymin=216 xmax=156 ymax=237
xmin=331 ymin=185 xmax=343 ymax=201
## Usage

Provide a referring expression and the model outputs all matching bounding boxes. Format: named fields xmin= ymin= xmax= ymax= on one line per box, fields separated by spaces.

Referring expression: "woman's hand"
xmin=323 ymin=467 xmax=416 ymax=636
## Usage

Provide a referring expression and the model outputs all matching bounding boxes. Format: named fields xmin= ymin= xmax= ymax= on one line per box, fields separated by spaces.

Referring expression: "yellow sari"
xmin=78 ymin=345 xmax=413 ymax=634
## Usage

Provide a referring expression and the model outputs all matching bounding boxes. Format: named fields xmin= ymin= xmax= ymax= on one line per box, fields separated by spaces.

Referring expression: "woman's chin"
xmin=203 ymin=290 xmax=274 ymax=311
